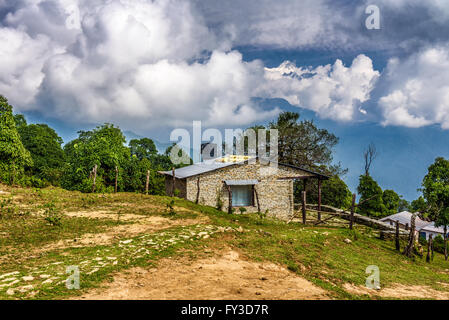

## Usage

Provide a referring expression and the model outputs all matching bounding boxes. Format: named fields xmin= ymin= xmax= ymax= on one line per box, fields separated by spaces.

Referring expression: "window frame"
xmin=230 ymin=184 xmax=256 ymax=207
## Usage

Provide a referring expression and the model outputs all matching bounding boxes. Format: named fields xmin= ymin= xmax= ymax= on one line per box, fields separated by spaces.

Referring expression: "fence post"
xmin=115 ymin=166 xmax=118 ymax=193
xmin=171 ymin=167 xmax=176 ymax=197
xmin=427 ymin=234 xmax=433 ymax=263
xmin=302 ymin=191 xmax=307 ymax=224
xmin=317 ymin=179 xmax=322 ymax=221
xmin=349 ymin=194 xmax=356 ymax=230
xmin=145 ymin=170 xmax=150 ymax=195
xmin=92 ymin=164 xmax=97 ymax=193
xmin=395 ymin=220 xmax=400 ymax=251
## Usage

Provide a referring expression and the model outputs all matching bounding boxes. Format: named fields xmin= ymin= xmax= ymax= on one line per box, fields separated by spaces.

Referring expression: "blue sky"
xmin=2 ymin=0 xmax=449 ymax=201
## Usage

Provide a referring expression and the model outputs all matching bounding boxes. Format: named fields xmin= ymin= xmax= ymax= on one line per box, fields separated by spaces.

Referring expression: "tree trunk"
xmin=317 ymin=179 xmax=322 ymax=221
xmin=445 ymin=226 xmax=448 ymax=261
xmin=92 ymin=164 xmax=97 ymax=193
xmin=195 ymin=176 xmax=200 ymax=204
xmin=171 ymin=167 xmax=176 ymax=197
xmin=395 ymin=220 xmax=400 ymax=251
xmin=254 ymin=187 xmax=261 ymax=213
xmin=302 ymin=191 xmax=307 ymax=224
xmin=403 ymin=214 xmax=416 ymax=258
xmin=349 ymin=194 xmax=356 ymax=230
xmin=145 ymin=170 xmax=150 ymax=195
xmin=114 ymin=166 xmax=118 ymax=193
xmin=427 ymin=234 xmax=433 ymax=263
xmin=227 ymin=185 xmax=233 ymax=214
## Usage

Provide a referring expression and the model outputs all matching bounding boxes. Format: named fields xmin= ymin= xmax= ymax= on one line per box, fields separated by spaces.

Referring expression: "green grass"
xmin=1 ymin=184 xmax=449 ymax=300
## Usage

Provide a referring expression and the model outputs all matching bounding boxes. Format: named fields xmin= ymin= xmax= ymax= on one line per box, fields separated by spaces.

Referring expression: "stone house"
xmin=159 ymin=156 xmax=328 ymax=220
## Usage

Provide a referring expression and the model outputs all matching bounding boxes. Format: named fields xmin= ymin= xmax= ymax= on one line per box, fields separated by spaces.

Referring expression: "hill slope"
xmin=0 ymin=185 xmax=448 ymax=300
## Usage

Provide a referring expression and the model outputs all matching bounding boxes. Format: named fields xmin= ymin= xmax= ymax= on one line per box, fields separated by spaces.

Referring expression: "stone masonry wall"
xmin=180 ymin=160 xmax=314 ymax=220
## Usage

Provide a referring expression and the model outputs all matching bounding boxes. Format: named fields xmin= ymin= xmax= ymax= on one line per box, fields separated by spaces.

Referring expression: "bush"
xmin=239 ymin=207 xmax=247 ymax=214
xmin=43 ymin=201 xmax=62 ymax=227
xmin=433 ymin=235 xmax=445 ymax=254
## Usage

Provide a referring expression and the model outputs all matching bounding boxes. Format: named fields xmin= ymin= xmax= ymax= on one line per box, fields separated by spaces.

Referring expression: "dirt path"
xmin=344 ymin=283 xmax=449 ymax=299
xmin=77 ymin=250 xmax=329 ymax=300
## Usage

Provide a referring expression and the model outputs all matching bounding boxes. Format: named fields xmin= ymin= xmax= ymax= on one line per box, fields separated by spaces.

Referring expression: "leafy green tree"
xmin=17 ymin=122 xmax=65 ymax=185
xmin=398 ymin=197 xmax=411 ymax=212
xmin=129 ymin=138 xmax=158 ymax=160
xmin=62 ymin=124 xmax=130 ymax=192
xmin=357 ymin=174 xmax=386 ymax=217
xmin=411 ymin=196 xmax=427 ymax=213
xmin=382 ymin=189 xmax=400 ymax=215
xmin=269 ymin=112 xmax=344 ymax=174
xmin=302 ymin=175 xmax=353 ymax=210
xmin=422 ymin=157 xmax=449 ymax=260
xmin=0 ymin=96 xmax=32 ymax=184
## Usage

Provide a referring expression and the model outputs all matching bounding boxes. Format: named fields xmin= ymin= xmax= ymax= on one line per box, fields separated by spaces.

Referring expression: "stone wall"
xmin=174 ymin=160 xmax=316 ymax=220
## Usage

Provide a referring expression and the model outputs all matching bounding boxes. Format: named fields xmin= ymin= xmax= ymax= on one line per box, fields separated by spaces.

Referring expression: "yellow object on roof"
xmin=215 ymin=155 xmax=253 ymax=163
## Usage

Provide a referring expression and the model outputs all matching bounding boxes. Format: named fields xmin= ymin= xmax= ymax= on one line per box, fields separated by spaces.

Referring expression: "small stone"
xmin=255 ymin=292 xmax=262 ymax=296
xmin=22 ymin=276 xmax=34 ymax=281
xmin=42 ymin=279 xmax=53 ymax=285
xmin=260 ymin=277 xmax=268 ymax=281
xmin=344 ymin=239 xmax=352 ymax=244
xmin=19 ymin=285 xmax=33 ymax=293
xmin=203 ymin=235 xmax=210 ymax=239
xmin=6 ymin=288 xmax=15 ymax=296
xmin=39 ymin=275 xmax=51 ymax=279
xmin=121 ymin=240 xmax=133 ymax=244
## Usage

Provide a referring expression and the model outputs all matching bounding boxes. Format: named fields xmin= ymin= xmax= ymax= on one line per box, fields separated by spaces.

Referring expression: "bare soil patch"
xmin=344 ymin=283 xmax=449 ymax=299
xmin=39 ymin=215 xmax=209 ymax=251
xmin=77 ymin=250 xmax=329 ymax=300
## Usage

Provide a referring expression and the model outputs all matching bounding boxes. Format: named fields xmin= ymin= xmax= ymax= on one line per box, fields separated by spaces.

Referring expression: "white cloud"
xmin=258 ymin=55 xmax=380 ymax=122
xmin=379 ymin=46 xmax=449 ymax=129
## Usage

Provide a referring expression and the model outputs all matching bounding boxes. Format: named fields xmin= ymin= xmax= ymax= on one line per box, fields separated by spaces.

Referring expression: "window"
xmin=231 ymin=185 xmax=254 ymax=207
xmin=419 ymin=232 xmax=427 ymax=240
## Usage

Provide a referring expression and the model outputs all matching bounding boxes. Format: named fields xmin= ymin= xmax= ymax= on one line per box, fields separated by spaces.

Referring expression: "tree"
xmin=411 ymin=196 xmax=427 ymax=214
xmin=422 ymin=157 xmax=449 ymax=260
xmin=268 ymin=112 xmax=343 ymax=174
xmin=382 ymin=189 xmax=400 ymax=215
xmin=363 ymin=143 xmax=377 ymax=176
xmin=398 ymin=196 xmax=411 ymax=212
xmin=301 ymin=175 xmax=353 ymax=210
xmin=129 ymin=138 xmax=158 ymax=160
xmin=0 ymin=96 xmax=32 ymax=184
xmin=17 ymin=122 xmax=65 ymax=185
xmin=357 ymin=174 xmax=386 ymax=217
xmin=62 ymin=124 xmax=130 ymax=192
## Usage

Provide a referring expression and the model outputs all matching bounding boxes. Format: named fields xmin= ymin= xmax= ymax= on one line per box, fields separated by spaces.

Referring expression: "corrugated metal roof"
xmin=159 ymin=157 xmax=249 ymax=179
xmin=224 ymin=180 xmax=259 ymax=186
xmin=159 ymin=155 xmax=328 ymax=179
xmin=380 ymin=211 xmax=430 ymax=230
xmin=421 ymin=222 xmax=447 ymax=234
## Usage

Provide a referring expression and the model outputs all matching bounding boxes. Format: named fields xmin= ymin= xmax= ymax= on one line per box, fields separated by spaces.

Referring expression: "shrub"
xmin=433 ymin=235 xmax=445 ymax=254
xmin=43 ymin=201 xmax=62 ymax=227
xmin=216 ymin=192 xmax=223 ymax=211
xmin=239 ymin=207 xmax=247 ymax=214
xmin=166 ymin=200 xmax=176 ymax=216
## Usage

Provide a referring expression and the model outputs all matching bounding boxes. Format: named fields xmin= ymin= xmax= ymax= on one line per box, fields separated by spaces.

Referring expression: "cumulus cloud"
xmin=379 ymin=46 xmax=449 ymax=129
xmin=258 ymin=55 xmax=380 ymax=122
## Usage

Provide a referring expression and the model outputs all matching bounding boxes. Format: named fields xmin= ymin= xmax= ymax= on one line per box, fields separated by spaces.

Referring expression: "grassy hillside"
xmin=0 ymin=184 xmax=448 ymax=300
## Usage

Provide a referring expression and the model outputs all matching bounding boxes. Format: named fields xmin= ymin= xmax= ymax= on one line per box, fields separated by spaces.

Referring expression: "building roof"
xmin=420 ymin=222 xmax=447 ymax=235
xmin=158 ymin=155 xmax=329 ymax=180
xmin=380 ymin=211 xmax=430 ymax=230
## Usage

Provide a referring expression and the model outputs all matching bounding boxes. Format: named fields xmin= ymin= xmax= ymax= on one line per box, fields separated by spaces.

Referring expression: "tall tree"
xmin=382 ymin=189 xmax=400 ymax=215
xmin=422 ymin=157 xmax=449 ymax=260
xmin=357 ymin=174 xmax=386 ymax=217
xmin=0 ymin=96 xmax=32 ymax=184
xmin=62 ymin=124 xmax=130 ymax=192
xmin=17 ymin=122 xmax=65 ymax=185
xmin=268 ymin=112 xmax=342 ymax=174
xmin=363 ymin=143 xmax=378 ymax=176
xmin=129 ymin=138 xmax=158 ymax=160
